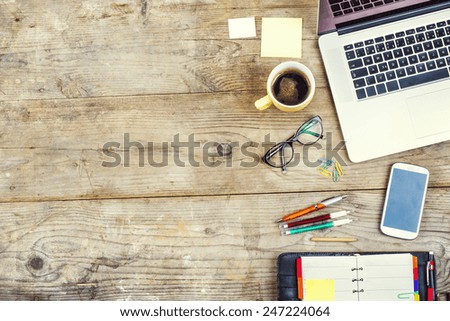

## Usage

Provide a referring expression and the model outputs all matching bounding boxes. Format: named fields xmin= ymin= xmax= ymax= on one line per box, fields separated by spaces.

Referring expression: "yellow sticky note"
xmin=261 ymin=18 xmax=303 ymax=58
xmin=304 ymin=279 xmax=335 ymax=301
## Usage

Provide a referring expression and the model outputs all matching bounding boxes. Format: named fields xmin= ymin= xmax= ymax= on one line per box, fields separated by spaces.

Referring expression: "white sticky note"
xmin=261 ymin=17 xmax=303 ymax=58
xmin=228 ymin=17 xmax=256 ymax=39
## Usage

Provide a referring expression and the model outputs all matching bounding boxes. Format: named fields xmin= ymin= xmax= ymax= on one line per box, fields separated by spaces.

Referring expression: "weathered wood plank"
xmin=0 ymin=190 xmax=448 ymax=300
xmin=0 ymin=91 xmax=449 ymax=201
xmin=0 ymin=0 xmax=325 ymax=101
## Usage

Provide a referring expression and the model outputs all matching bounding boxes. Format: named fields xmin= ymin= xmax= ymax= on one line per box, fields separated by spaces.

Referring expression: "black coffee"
xmin=272 ymin=72 xmax=309 ymax=106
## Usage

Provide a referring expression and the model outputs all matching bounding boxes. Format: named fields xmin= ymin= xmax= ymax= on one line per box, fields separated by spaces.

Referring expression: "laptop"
xmin=318 ymin=0 xmax=450 ymax=162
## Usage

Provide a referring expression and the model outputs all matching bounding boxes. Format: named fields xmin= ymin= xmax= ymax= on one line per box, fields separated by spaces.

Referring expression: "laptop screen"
xmin=317 ymin=0 xmax=445 ymax=35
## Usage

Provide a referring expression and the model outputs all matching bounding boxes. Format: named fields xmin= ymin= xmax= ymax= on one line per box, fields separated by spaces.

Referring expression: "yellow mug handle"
xmin=255 ymin=95 xmax=272 ymax=111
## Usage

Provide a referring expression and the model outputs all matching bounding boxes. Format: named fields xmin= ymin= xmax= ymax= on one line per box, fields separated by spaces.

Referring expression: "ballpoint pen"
xmin=281 ymin=218 xmax=352 ymax=235
xmin=274 ymin=195 xmax=348 ymax=223
xmin=427 ymin=251 xmax=436 ymax=301
xmin=279 ymin=210 xmax=349 ymax=229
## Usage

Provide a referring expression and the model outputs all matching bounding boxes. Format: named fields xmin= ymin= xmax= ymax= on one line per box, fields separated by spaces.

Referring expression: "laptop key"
xmin=331 ymin=4 xmax=341 ymax=11
xmin=346 ymin=50 xmax=356 ymax=60
xmin=413 ymin=44 xmax=423 ymax=53
xmin=356 ymin=48 xmax=366 ymax=57
xmin=406 ymin=66 xmax=416 ymax=75
xmin=354 ymin=6 xmax=363 ymax=11
xmin=426 ymin=24 xmax=436 ymax=30
xmin=368 ymin=65 xmax=378 ymax=74
xmin=444 ymin=36 xmax=450 ymax=45
xmin=373 ymin=54 xmax=383 ymax=63
xmin=356 ymin=89 xmax=366 ymax=100
xmin=386 ymin=41 xmax=395 ymax=50
xmin=395 ymin=31 xmax=405 ymax=38
xmin=344 ymin=8 xmax=353 ymax=14
xmin=439 ymin=47 xmax=448 ymax=57
xmin=374 ymin=1 xmax=383 ymax=6
xmin=351 ymin=67 xmax=369 ymax=78
xmin=433 ymin=39 xmax=443 ymax=48
xmin=437 ymin=58 xmax=446 ymax=68
xmin=383 ymin=51 xmax=394 ymax=60
xmin=418 ymin=52 xmax=428 ymax=62
xmin=426 ymin=60 xmax=437 ymax=70
xmin=348 ymin=59 xmax=363 ymax=69
xmin=423 ymin=41 xmax=433 ymax=50
xmin=426 ymin=31 xmax=436 ymax=40
xmin=429 ymin=50 xmax=438 ymax=59
xmin=393 ymin=49 xmax=403 ymax=58
xmin=399 ymin=68 xmax=449 ymax=89
xmin=403 ymin=46 xmax=413 ymax=56
xmin=436 ymin=28 xmax=445 ymax=38
xmin=344 ymin=44 xmax=354 ymax=50
xmin=386 ymin=80 xmax=399 ymax=92
xmin=395 ymin=38 xmax=406 ymax=47
xmin=416 ymin=63 xmax=426 ymax=73
xmin=355 ymin=41 xmax=364 ymax=48
xmin=333 ymin=11 xmax=343 ymax=16
xmin=386 ymin=71 xmax=396 ymax=80
xmin=415 ymin=33 xmax=425 ymax=42
xmin=405 ymin=36 xmax=415 ymax=45
xmin=437 ymin=21 xmax=446 ymax=28
xmin=329 ymin=0 xmax=344 ymax=4
xmin=396 ymin=68 xmax=406 ymax=78
xmin=365 ymin=75 xmax=375 ymax=85
xmin=375 ymin=43 xmax=386 ymax=52
xmin=366 ymin=86 xmax=377 ymax=97
xmin=408 ymin=55 xmax=418 ymax=65
xmin=376 ymin=83 xmax=387 ymax=94
xmin=388 ymin=60 xmax=398 ymax=69
xmin=366 ymin=45 xmax=376 ymax=55
xmin=385 ymin=34 xmax=395 ymax=40
xmin=376 ymin=73 xmax=386 ymax=83
xmin=378 ymin=62 xmax=388 ymax=71
xmin=354 ymin=78 xmax=366 ymax=89
xmin=375 ymin=36 xmax=385 ymax=43
xmin=398 ymin=58 xmax=408 ymax=67
xmin=416 ymin=26 xmax=426 ymax=33
xmin=364 ymin=56 xmax=374 ymax=65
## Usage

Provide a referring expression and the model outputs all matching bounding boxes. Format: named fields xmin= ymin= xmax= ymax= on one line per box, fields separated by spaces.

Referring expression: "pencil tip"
xmin=274 ymin=218 xmax=283 ymax=223
xmin=342 ymin=195 xmax=349 ymax=199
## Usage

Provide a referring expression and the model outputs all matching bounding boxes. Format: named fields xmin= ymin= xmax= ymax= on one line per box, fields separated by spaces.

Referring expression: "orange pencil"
xmin=275 ymin=195 xmax=348 ymax=223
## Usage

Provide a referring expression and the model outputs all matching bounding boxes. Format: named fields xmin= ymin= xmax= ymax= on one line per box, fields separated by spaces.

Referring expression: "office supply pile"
xmin=275 ymin=195 xmax=351 ymax=236
xmin=317 ymin=158 xmax=344 ymax=182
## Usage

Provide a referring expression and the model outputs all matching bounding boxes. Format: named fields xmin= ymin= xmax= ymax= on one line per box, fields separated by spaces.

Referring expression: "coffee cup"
xmin=255 ymin=61 xmax=315 ymax=112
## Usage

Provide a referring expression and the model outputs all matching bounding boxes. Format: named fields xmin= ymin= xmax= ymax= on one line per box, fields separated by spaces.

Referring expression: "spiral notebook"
xmin=277 ymin=252 xmax=435 ymax=301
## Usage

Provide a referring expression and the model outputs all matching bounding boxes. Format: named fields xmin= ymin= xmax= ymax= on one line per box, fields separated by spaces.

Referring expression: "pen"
xmin=275 ymin=195 xmax=348 ymax=223
xmin=427 ymin=251 xmax=436 ymax=301
xmin=279 ymin=210 xmax=349 ymax=229
xmin=281 ymin=218 xmax=352 ymax=235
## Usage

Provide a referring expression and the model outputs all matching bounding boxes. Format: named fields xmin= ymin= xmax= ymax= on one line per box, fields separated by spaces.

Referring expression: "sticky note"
xmin=228 ymin=17 xmax=256 ymax=39
xmin=304 ymin=279 xmax=335 ymax=301
xmin=261 ymin=18 xmax=303 ymax=58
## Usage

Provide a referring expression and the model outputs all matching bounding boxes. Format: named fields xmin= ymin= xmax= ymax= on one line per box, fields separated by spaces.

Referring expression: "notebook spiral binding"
xmin=351 ymin=267 xmax=364 ymax=271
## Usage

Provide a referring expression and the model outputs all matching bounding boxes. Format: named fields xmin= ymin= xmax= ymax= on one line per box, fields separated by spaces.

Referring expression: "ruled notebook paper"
xmin=301 ymin=254 xmax=415 ymax=301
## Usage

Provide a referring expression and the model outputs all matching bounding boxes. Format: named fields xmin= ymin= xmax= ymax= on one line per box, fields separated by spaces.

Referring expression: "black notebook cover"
xmin=277 ymin=251 xmax=436 ymax=301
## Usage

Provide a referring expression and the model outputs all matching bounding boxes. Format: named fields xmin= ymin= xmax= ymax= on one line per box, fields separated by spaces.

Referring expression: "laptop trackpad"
xmin=407 ymin=89 xmax=450 ymax=138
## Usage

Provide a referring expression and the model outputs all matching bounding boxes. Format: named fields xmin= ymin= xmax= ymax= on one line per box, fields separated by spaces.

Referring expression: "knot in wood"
xmin=217 ymin=143 xmax=232 ymax=157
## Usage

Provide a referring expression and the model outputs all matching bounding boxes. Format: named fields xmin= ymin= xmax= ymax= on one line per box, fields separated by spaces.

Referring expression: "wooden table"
xmin=0 ymin=0 xmax=448 ymax=300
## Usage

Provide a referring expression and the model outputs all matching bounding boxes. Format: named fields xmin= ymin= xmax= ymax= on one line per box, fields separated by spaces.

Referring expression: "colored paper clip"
xmin=317 ymin=167 xmax=332 ymax=178
xmin=397 ymin=292 xmax=416 ymax=300
xmin=317 ymin=158 xmax=344 ymax=182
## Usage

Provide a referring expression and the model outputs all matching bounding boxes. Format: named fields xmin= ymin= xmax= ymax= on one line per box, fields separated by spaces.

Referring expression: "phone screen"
xmin=383 ymin=168 xmax=428 ymax=232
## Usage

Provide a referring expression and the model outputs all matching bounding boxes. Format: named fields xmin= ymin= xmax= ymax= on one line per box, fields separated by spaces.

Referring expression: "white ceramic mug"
xmin=255 ymin=61 xmax=315 ymax=112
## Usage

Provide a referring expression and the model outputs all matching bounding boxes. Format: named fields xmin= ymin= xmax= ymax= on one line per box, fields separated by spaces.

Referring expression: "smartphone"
xmin=380 ymin=163 xmax=429 ymax=240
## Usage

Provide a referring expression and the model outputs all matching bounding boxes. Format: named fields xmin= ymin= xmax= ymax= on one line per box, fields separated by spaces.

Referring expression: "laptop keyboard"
xmin=344 ymin=20 xmax=450 ymax=100
xmin=329 ymin=0 xmax=403 ymax=17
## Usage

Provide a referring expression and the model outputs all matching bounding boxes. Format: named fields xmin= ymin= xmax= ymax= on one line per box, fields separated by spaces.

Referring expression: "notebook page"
xmin=356 ymin=254 xmax=414 ymax=301
xmin=301 ymin=256 xmax=358 ymax=301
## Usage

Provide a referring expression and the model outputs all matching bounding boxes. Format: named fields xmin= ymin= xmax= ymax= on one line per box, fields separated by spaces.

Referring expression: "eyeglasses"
xmin=262 ymin=116 xmax=324 ymax=173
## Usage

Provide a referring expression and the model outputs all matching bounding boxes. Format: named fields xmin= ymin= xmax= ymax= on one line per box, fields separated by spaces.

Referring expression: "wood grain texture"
xmin=0 ymin=0 xmax=324 ymax=101
xmin=0 ymin=190 xmax=448 ymax=300
xmin=0 ymin=0 xmax=449 ymax=301
xmin=0 ymin=92 xmax=449 ymax=201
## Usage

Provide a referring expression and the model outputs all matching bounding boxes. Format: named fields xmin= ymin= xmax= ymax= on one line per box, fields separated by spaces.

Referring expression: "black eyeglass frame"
xmin=262 ymin=115 xmax=324 ymax=173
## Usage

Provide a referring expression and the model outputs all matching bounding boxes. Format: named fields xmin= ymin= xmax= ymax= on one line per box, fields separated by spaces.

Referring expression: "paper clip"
xmin=317 ymin=158 xmax=344 ymax=182
xmin=335 ymin=160 xmax=344 ymax=176
xmin=397 ymin=292 xmax=415 ymax=300
xmin=317 ymin=167 xmax=332 ymax=178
